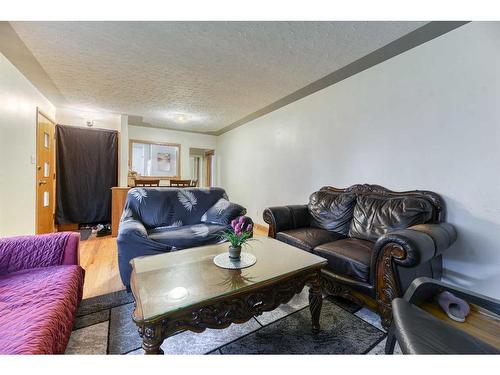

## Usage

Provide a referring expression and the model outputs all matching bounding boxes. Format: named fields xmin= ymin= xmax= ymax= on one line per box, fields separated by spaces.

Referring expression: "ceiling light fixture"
xmin=175 ymin=114 xmax=187 ymax=123
xmin=163 ymin=111 xmax=207 ymax=125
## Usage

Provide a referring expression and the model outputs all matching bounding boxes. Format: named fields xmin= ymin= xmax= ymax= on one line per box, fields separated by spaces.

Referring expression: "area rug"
xmin=66 ymin=288 xmax=390 ymax=355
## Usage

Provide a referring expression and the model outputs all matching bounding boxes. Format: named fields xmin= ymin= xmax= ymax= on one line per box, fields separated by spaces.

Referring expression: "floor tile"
xmin=73 ymin=309 xmax=110 ymax=330
xmin=354 ymin=308 xmax=386 ymax=332
xmin=78 ymin=290 xmax=134 ymax=317
xmin=255 ymin=287 xmax=310 ymax=326
xmin=65 ymin=321 xmax=109 ymax=354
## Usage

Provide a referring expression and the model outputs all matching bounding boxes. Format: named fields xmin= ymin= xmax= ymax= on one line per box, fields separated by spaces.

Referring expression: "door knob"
xmin=38 ymin=180 xmax=47 ymax=185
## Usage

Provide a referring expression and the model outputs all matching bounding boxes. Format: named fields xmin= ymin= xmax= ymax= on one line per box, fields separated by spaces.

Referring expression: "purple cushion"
xmin=0 ymin=265 xmax=84 ymax=354
xmin=0 ymin=232 xmax=76 ymax=274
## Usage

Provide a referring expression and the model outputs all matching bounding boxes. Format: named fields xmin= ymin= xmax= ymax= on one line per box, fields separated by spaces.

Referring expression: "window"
xmin=129 ymin=140 xmax=181 ymax=178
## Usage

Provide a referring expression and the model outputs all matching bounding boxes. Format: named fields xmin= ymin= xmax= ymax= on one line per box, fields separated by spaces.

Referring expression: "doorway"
xmin=189 ymin=148 xmax=215 ymax=188
xmin=35 ymin=109 xmax=56 ymax=234
xmin=204 ymin=150 xmax=214 ymax=187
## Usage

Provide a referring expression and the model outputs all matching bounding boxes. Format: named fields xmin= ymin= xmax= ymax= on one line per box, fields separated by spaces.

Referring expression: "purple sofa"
xmin=0 ymin=232 xmax=85 ymax=354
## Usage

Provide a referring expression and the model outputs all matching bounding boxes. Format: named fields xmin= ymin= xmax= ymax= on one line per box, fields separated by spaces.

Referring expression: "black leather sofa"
xmin=263 ymin=184 xmax=457 ymax=328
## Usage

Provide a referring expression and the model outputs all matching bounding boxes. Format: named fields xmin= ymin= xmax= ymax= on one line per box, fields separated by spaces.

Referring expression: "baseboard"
xmin=58 ymin=223 xmax=79 ymax=232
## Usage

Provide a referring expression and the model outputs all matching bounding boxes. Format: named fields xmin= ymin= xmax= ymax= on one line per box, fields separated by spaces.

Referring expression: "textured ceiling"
xmin=10 ymin=21 xmax=426 ymax=133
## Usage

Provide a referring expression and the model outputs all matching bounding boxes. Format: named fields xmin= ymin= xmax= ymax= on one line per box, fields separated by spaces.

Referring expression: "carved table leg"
xmin=309 ymin=273 xmax=322 ymax=334
xmin=143 ymin=342 xmax=164 ymax=355
xmin=139 ymin=323 xmax=165 ymax=355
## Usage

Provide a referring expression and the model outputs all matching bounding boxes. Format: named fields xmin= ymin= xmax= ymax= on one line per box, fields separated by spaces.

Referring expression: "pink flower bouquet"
xmin=220 ymin=216 xmax=253 ymax=248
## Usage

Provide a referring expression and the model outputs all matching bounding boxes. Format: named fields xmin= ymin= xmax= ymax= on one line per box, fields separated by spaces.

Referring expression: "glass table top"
xmin=130 ymin=236 xmax=327 ymax=321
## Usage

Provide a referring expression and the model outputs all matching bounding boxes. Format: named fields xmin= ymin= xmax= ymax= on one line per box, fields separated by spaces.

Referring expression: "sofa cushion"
xmin=0 ymin=265 xmax=84 ymax=354
xmin=308 ymin=191 xmax=356 ymax=235
xmin=201 ymin=198 xmax=247 ymax=225
xmin=147 ymin=223 xmax=227 ymax=249
xmin=0 ymin=232 xmax=74 ymax=275
xmin=349 ymin=195 xmax=433 ymax=242
xmin=313 ymin=238 xmax=374 ymax=282
xmin=125 ymin=187 xmax=228 ymax=229
xmin=276 ymin=227 xmax=346 ymax=253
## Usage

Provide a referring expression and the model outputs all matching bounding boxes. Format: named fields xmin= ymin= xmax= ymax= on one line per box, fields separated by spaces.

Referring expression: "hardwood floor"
xmin=79 ymin=225 xmax=269 ymax=299
xmin=79 ymin=235 xmax=125 ymax=299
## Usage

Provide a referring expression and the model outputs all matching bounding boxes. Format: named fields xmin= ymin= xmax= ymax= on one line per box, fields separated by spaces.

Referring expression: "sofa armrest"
xmin=263 ymin=205 xmax=310 ymax=238
xmin=62 ymin=232 xmax=80 ymax=265
xmin=371 ymin=223 xmax=457 ymax=272
xmin=117 ymin=218 xmax=170 ymax=289
xmin=369 ymin=223 xmax=456 ymax=329
xmin=0 ymin=232 xmax=80 ymax=274
xmin=118 ymin=217 xmax=149 ymax=238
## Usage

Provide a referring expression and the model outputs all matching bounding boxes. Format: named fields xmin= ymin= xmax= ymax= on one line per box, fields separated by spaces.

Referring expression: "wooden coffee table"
xmin=129 ymin=236 xmax=327 ymax=354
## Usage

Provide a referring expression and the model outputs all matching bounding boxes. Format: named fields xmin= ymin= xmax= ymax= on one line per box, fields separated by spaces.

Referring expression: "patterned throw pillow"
xmin=201 ymin=198 xmax=246 ymax=225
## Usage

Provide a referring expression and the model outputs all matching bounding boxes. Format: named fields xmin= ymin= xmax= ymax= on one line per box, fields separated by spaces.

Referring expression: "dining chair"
xmin=170 ymin=179 xmax=191 ymax=187
xmin=134 ymin=179 xmax=160 ymax=187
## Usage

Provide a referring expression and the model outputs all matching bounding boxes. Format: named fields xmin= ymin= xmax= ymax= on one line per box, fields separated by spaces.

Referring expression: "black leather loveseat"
xmin=263 ymin=184 xmax=457 ymax=328
xmin=117 ymin=187 xmax=251 ymax=289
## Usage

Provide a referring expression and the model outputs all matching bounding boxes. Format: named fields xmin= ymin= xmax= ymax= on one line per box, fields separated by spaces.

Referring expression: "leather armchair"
xmin=264 ymin=184 xmax=457 ymax=329
xmin=386 ymin=277 xmax=500 ymax=354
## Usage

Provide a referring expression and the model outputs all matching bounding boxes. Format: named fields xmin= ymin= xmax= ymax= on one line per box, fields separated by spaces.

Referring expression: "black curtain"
xmin=56 ymin=125 xmax=118 ymax=224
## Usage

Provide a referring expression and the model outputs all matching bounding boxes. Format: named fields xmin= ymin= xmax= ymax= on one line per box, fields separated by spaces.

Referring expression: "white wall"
xmin=0 ymin=52 xmax=55 ymax=236
xmin=217 ymin=22 xmax=500 ymax=298
xmin=118 ymin=115 xmax=129 ymax=186
xmin=128 ymin=125 xmax=217 ymax=184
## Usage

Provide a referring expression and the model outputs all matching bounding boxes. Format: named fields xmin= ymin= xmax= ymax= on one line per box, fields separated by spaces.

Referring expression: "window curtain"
xmin=55 ymin=125 xmax=118 ymax=224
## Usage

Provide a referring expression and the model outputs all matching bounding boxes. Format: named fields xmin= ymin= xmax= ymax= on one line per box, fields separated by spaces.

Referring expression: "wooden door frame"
xmin=35 ymin=108 xmax=56 ymax=234
xmin=204 ymin=150 xmax=214 ymax=187
xmin=193 ymin=156 xmax=201 ymax=184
